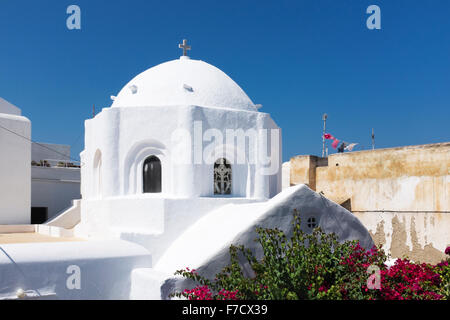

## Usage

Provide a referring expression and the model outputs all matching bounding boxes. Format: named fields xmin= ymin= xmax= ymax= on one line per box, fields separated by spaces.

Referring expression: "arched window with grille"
xmin=143 ymin=156 xmax=162 ymax=193
xmin=214 ymin=158 xmax=232 ymax=195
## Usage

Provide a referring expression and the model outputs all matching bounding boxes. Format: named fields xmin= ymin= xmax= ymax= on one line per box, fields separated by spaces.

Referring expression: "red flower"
xmin=445 ymin=246 xmax=450 ymax=256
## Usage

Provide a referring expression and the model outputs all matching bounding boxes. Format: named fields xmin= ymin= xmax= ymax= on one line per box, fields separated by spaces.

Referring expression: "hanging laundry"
xmin=332 ymin=139 xmax=340 ymax=149
xmin=338 ymin=142 xmax=346 ymax=153
xmin=345 ymin=143 xmax=359 ymax=152
xmin=324 ymin=133 xmax=340 ymax=149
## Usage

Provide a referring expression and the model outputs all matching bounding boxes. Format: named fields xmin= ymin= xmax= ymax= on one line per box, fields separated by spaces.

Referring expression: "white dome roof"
xmin=112 ymin=56 xmax=256 ymax=111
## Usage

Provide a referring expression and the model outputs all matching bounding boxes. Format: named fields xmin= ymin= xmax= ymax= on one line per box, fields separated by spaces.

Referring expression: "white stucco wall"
xmin=282 ymin=161 xmax=291 ymax=190
xmin=0 ymin=97 xmax=21 ymax=116
xmin=0 ymin=111 xmax=31 ymax=224
xmin=75 ymin=197 xmax=262 ymax=265
xmin=81 ymin=105 xmax=281 ymax=201
xmin=46 ymin=200 xmax=81 ymax=229
xmin=81 ymin=56 xmax=281 ymax=202
xmin=31 ymin=167 xmax=81 ymax=220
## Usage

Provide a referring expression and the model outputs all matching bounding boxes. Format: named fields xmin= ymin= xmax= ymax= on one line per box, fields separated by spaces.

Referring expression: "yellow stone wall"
xmin=289 ymin=142 xmax=450 ymax=263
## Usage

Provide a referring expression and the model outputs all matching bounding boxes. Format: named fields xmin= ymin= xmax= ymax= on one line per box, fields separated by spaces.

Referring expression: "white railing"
xmin=31 ymin=159 xmax=81 ymax=169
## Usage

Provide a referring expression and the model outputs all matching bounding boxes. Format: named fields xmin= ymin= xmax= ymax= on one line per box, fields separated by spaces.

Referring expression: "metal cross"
xmin=178 ymin=39 xmax=191 ymax=56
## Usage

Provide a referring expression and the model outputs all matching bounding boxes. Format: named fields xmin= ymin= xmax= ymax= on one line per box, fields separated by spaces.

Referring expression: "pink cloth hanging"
xmin=324 ymin=133 xmax=341 ymax=149
xmin=332 ymin=139 xmax=340 ymax=149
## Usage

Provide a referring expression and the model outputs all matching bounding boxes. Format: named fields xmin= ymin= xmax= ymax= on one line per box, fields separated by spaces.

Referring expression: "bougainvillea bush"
xmin=171 ymin=212 xmax=450 ymax=300
xmin=435 ymin=249 xmax=450 ymax=300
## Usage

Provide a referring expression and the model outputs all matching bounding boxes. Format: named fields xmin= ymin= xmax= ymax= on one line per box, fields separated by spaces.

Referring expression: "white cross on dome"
xmin=178 ymin=39 xmax=191 ymax=57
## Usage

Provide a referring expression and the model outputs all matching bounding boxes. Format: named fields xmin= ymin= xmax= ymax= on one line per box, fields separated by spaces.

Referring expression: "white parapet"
xmin=0 ymin=240 xmax=152 ymax=300
xmin=46 ymin=200 xmax=82 ymax=230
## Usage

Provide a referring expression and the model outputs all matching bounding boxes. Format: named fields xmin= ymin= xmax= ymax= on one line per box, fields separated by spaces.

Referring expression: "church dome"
xmin=111 ymin=56 xmax=256 ymax=111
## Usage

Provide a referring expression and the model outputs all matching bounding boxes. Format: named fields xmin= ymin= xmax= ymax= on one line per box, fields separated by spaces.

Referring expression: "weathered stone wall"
xmin=355 ymin=211 xmax=449 ymax=264
xmin=289 ymin=142 xmax=450 ymax=263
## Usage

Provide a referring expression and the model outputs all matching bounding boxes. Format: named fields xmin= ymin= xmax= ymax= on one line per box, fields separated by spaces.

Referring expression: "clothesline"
xmin=323 ymin=133 xmax=359 ymax=153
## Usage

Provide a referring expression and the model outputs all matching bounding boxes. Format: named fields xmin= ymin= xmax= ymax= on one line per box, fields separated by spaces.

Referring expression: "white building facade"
xmin=31 ymin=143 xmax=81 ymax=223
xmin=0 ymin=97 xmax=81 ymax=225
xmin=0 ymin=97 xmax=31 ymax=224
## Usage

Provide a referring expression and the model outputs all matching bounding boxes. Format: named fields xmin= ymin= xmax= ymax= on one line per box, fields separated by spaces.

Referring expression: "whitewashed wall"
xmin=31 ymin=167 xmax=81 ymax=220
xmin=0 ymin=104 xmax=31 ymax=224
xmin=81 ymin=105 xmax=281 ymax=201
xmin=0 ymin=97 xmax=21 ymax=116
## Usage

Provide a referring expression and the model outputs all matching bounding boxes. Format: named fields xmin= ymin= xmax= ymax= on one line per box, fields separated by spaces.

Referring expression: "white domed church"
xmin=77 ymin=41 xmax=281 ymax=242
xmin=82 ymin=51 xmax=281 ymax=200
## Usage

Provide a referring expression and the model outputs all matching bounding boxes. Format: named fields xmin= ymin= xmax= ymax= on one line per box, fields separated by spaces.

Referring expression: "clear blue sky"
xmin=1 ymin=0 xmax=449 ymax=162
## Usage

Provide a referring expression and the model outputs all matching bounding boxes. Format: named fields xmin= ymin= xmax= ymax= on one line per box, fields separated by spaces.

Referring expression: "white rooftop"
xmin=0 ymin=97 xmax=21 ymax=116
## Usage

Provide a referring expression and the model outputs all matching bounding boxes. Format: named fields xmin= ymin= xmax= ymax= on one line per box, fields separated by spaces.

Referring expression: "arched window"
xmin=214 ymin=158 xmax=232 ymax=195
xmin=143 ymin=156 xmax=162 ymax=193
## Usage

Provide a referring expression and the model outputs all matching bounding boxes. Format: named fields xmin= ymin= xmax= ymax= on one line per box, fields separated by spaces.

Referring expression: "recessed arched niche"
xmin=123 ymin=139 xmax=168 ymax=195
